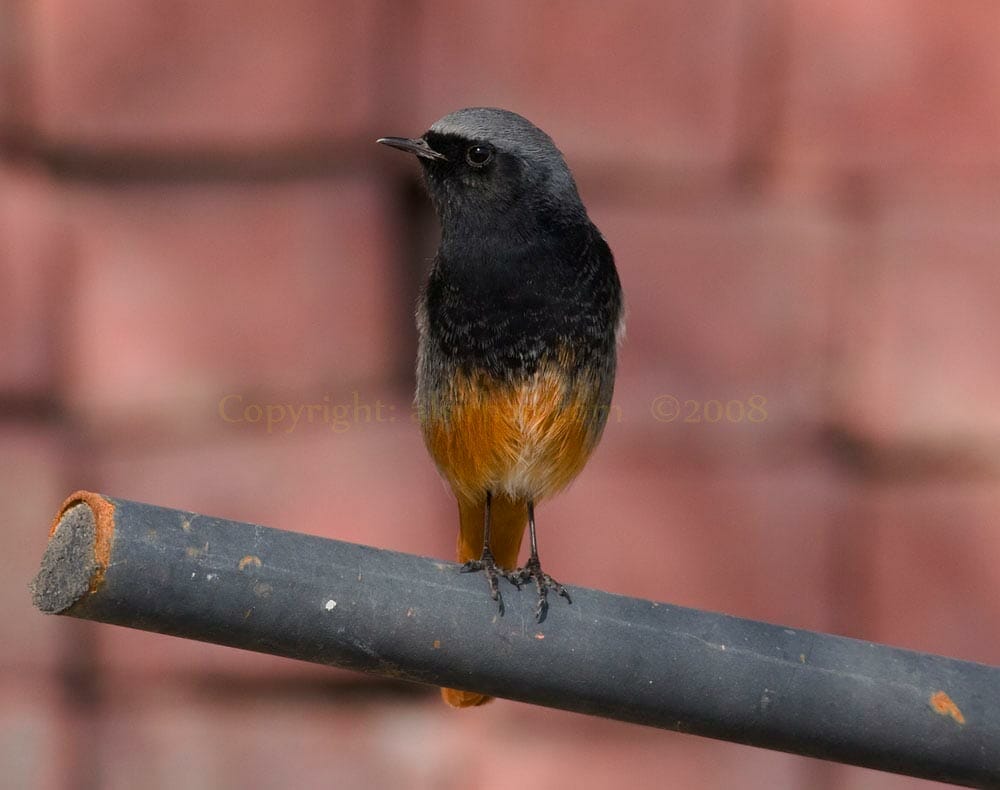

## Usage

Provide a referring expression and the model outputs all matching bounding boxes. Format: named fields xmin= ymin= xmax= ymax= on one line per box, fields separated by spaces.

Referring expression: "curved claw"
xmin=502 ymin=571 xmax=523 ymax=590
xmin=460 ymin=551 xmax=504 ymax=613
xmin=509 ymin=557 xmax=571 ymax=622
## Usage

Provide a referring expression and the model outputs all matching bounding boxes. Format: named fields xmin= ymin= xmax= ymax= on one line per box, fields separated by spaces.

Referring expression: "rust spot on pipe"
xmin=238 ymin=555 xmax=262 ymax=571
xmin=929 ymin=691 xmax=965 ymax=725
xmin=185 ymin=543 xmax=208 ymax=558
xmin=253 ymin=582 xmax=273 ymax=598
xmin=50 ymin=491 xmax=116 ymax=594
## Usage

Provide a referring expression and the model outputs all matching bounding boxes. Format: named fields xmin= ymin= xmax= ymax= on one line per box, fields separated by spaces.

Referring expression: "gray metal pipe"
xmin=31 ymin=492 xmax=1000 ymax=786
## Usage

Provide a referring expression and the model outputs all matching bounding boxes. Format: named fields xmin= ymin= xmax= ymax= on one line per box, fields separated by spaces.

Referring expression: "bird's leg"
xmin=509 ymin=500 xmax=571 ymax=622
xmin=460 ymin=491 xmax=506 ymax=613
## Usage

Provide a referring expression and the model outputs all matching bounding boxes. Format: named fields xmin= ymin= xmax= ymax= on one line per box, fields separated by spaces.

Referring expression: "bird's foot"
xmin=460 ymin=548 xmax=510 ymax=614
xmin=508 ymin=556 xmax=571 ymax=622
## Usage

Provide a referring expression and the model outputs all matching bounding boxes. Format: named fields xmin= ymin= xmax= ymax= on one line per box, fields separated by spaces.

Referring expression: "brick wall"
xmin=3 ymin=2 xmax=998 ymax=788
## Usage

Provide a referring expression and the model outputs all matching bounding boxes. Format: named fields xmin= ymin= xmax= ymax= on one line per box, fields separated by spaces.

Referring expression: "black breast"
xmin=422 ymin=220 xmax=622 ymax=380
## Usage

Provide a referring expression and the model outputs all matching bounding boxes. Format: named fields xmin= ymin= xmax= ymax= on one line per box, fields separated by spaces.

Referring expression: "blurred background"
xmin=2 ymin=1 xmax=999 ymax=788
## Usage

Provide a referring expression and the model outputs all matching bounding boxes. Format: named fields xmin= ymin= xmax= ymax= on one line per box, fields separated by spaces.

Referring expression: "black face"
xmin=419 ymin=131 xmax=532 ymax=217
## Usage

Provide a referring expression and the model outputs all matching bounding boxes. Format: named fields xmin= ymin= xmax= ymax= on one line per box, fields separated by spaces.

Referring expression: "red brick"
xmin=832 ymin=197 xmax=1000 ymax=448
xmin=541 ymin=432 xmax=851 ymax=634
xmin=96 ymin=683 xmax=405 ymax=790
xmin=857 ymin=480 xmax=1000 ymax=667
xmin=834 ymin=763 xmax=966 ymax=790
xmin=413 ymin=1 xmax=745 ymax=168
xmin=63 ymin=176 xmax=400 ymax=430
xmin=0 ymin=1 xmax=31 ymax=133
xmin=592 ymin=197 xmax=844 ymax=443
xmin=95 ymin=682 xmax=825 ymax=790
xmin=87 ymin=413 xmax=455 ymax=678
xmin=781 ymin=1 xmax=1000 ymax=175
xmin=90 ymin=396 xmax=449 ymax=550
xmin=26 ymin=0 xmax=383 ymax=150
xmin=433 ymin=701 xmax=825 ymax=790
xmin=0 ymin=425 xmax=68 ymax=672
xmin=0 ymin=164 xmax=64 ymax=395
xmin=0 ymin=677 xmax=66 ymax=790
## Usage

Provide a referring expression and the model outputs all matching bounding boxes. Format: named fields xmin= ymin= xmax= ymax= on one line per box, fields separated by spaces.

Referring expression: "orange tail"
xmin=441 ymin=493 xmax=527 ymax=708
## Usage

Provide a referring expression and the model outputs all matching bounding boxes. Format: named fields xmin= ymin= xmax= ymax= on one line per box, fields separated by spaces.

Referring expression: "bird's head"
xmin=378 ymin=108 xmax=586 ymax=234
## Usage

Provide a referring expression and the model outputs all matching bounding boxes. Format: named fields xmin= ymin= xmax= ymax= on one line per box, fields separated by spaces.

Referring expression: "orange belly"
xmin=420 ymin=363 xmax=604 ymax=505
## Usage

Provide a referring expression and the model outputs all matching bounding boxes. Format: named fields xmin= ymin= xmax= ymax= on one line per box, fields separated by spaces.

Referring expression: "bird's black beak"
xmin=376 ymin=136 xmax=448 ymax=162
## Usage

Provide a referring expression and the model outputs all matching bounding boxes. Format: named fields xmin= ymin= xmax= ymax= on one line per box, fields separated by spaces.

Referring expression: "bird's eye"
xmin=465 ymin=143 xmax=494 ymax=167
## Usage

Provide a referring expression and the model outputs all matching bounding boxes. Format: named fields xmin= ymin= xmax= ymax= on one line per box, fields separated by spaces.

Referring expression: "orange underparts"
xmin=421 ymin=364 xmax=601 ymax=505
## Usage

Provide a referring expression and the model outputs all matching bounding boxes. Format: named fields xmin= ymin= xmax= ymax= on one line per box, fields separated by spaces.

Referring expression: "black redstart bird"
xmin=378 ymin=108 xmax=623 ymax=707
